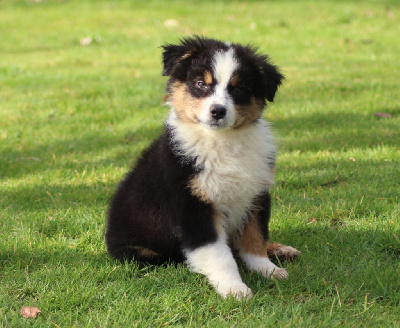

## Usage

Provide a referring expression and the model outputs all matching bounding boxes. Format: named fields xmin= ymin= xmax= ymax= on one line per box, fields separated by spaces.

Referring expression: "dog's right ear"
xmin=162 ymin=37 xmax=202 ymax=76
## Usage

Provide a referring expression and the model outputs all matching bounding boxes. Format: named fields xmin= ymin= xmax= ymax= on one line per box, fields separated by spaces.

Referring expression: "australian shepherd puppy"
xmin=106 ymin=36 xmax=300 ymax=300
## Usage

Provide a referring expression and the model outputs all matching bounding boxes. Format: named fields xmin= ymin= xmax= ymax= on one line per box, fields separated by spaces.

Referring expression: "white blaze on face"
xmin=213 ymin=48 xmax=238 ymax=89
xmin=198 ymin=47 xmax=238 ymax=129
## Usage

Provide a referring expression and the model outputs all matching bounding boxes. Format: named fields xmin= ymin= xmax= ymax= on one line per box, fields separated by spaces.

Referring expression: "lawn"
xmin=1 ymin=0 xmax=399 ymax=326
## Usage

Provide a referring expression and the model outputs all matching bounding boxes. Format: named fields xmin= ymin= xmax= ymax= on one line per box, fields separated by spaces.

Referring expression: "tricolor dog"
xmin=105 ymin=36 xmax=300 ymax=300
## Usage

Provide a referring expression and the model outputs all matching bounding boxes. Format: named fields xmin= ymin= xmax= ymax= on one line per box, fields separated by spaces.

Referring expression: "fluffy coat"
xmin=105 ymin=36 xmax=300 ymax=299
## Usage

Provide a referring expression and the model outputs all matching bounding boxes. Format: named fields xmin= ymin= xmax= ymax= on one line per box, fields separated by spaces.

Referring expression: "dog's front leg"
xmin=185 ymin=237 xmax=252 ymax=300
xmin=238 ymin=208 xmax=290 ymax=280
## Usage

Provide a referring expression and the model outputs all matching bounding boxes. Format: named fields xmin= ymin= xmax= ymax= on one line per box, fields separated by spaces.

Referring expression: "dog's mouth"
xmin=204 ymin=119 xmax=230 ymax=130
xmin=193 ymin=115 xmax=225 ymax=130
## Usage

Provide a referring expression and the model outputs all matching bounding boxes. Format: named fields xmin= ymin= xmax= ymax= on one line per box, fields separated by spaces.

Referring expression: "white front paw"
xmin=216 ymin=281 xmax=253 ymax=300
xmin=241 ymin=253 xmax=290 ymax=280
xmin=271 ymin=267 xmax=288 ymax=280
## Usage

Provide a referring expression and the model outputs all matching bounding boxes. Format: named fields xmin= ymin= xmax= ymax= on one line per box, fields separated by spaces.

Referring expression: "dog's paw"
xmin=267 ymin=243 xmax=301 ymax=261
xmin=258 ymin=264 xmax=288 ymax=280
xmin=216 ymin=281 xmax=253 ymax=301
xmin=271 ymin=267 xmax=288 ymax=280
xmin=277 ymin=246 xmax=301 ymax=261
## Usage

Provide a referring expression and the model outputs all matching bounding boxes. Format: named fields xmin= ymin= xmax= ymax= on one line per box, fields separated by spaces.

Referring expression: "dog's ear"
xmin=259 ymin=60 xmax=284 ymax=102
xmin=162 ymin=37 xmax=202 ymax=76
xmin=241 ymin=45 xmax=285 ymax=102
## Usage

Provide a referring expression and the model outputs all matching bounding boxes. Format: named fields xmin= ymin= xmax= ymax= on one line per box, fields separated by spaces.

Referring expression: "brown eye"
xmin=231 ymin=86 xmax=242 ymax=96
xmin=197 ymin=81 xmax=209 ymax=90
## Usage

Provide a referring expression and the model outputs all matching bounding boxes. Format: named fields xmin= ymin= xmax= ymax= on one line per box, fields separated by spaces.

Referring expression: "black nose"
xmin=210 ymin=105 xmax=227 ymax=120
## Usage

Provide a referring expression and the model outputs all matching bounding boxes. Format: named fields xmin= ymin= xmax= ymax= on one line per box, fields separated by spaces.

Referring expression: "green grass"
xmin=1 ymin=0 xmax=399 ymax=326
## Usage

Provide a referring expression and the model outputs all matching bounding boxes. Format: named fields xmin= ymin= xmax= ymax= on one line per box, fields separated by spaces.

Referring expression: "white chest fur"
xmin=167 ymin=113 xmax=276 ymax=233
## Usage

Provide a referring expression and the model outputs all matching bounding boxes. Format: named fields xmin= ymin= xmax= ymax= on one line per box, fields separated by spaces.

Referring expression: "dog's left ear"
xmin=259 ymin=60 xmax=284 ymax=103
xmin=162 ymin=44 xmax=190 ymax=76
xmin=162 ymin=37 xmax=201 ymax=76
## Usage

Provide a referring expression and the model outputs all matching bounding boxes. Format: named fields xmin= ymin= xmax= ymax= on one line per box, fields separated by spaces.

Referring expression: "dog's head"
xmin=162 ymin=36 xmax=284 ymax=130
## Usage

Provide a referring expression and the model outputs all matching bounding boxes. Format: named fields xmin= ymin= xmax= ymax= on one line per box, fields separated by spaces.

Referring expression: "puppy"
xmin=105 ymin=36 xmax=300 ymax=300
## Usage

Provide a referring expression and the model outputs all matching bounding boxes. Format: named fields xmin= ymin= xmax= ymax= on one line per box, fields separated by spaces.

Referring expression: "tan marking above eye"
xmin=230 ymin=74 xmax=240 ymax=87
xmin=204 ymin=71 xmax=213 ymax=85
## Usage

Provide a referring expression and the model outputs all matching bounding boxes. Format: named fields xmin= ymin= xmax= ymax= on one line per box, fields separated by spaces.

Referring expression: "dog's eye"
xmin=231 ymin=86 xmax=243 ymax=96
xmin=197 ymin=81 xmax=209 ymax=90
xmin=230 ymin=84 xmax=250 ymax=97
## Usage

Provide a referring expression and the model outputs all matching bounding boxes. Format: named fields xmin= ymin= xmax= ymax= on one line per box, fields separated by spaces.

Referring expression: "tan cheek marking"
xmin=233 ymin=97 xmax=264 ymax=129
xmin=204 ymin=71 xmax=213 ymax=85
xmin=169 ymin=82 xmax=205 ymax=124
xmin=240 ymin=212 xmax=269 ymax=256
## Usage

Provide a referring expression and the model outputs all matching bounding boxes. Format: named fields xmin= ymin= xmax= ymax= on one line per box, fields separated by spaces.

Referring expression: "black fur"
xmin=255 ymin=192 xmax=272 ymax=242
xmin=106 ymin=128 xmax=217 ymax=263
